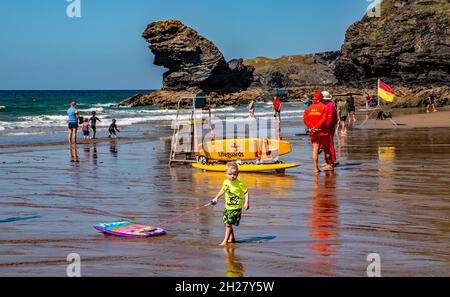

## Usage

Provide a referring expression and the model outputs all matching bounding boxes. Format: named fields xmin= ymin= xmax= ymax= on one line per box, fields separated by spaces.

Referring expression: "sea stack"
xmin=142 ymin=20 xmax=254 ymax=93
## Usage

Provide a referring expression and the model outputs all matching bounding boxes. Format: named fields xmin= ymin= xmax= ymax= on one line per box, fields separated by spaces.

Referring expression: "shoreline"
xmin=1 ymin=107 xmax=450 ymax=150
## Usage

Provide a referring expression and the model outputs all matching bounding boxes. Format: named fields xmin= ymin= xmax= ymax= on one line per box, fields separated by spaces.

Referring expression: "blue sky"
xmin=0 ymin=0 xmax=372 ymax=90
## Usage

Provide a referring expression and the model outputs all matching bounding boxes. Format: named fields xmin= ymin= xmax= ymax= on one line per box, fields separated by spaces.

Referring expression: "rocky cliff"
xmin=244 ymin=51 xmax=339 ymax=88
xmin=335 ymin=0 xmax=450 ymax=86
xmin=142 ymin=20 xmax=254 ymax=93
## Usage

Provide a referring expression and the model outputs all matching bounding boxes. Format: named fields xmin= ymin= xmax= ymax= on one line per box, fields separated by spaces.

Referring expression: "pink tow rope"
xmin=152 ymin=201 xmax=216 ymax=228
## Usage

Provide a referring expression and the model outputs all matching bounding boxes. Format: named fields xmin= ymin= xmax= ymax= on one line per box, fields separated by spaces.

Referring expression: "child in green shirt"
xmin=212 ymin=162 xmax=250 ymax=246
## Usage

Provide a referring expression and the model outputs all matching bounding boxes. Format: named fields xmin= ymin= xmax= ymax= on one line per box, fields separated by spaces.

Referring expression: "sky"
xmin=0 ymin=0 xmax=373 ymax=90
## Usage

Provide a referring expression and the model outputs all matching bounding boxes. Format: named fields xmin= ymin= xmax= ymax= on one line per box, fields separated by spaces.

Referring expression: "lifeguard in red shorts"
xmin=304 ymin=91 xmax=333 ymax=173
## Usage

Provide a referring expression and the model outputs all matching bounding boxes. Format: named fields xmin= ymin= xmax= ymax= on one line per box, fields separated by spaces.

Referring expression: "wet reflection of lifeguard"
xmin=224 ymin=245 xmax=244 ymax=277
xmin=308 ymin=172 xmax=339 ymax=275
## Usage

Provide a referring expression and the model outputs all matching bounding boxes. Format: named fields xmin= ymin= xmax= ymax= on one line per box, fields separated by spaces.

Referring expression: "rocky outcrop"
xmin=142 ymin=20 xmax=254 ymax=93
xmin=335 ymin=0 xmax=450 ymax=86
xmin=119 ymin=89 xmax=264 ymax=109
xmin=286 ymin=85 xmax=450 ymax=108
xmin=245 ymin=51 xmax=339 ymax=88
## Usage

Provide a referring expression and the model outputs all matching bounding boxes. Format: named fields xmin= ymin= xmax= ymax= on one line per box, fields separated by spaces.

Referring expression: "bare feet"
xmin=320 ymin=163 xmax=328 ymax=168
xmin=314 ymin=169 xmax=322 ymax=174
xmin=219 ymin=241 xmax=228 ymax=246
xmin=323 ymin=165 xmax=334 ymax=171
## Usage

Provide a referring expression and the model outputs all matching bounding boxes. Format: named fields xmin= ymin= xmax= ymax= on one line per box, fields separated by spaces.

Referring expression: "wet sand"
xmin=1 ymin=122 xmax=450 ymax=276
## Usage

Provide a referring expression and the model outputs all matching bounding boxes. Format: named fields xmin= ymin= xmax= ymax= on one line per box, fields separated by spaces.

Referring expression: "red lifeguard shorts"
xmin=309 ymin=133 xmax=330 ymax=147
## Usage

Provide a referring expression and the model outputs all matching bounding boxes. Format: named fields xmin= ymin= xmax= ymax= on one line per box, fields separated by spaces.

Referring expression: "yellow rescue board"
xmin=192 ymin=162 xmax=301 ymax=172
xmin=199 ymin=138 xmax=292 ymax=161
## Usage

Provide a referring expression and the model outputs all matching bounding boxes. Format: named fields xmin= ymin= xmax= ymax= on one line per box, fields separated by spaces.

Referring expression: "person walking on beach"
xmin=304 ymin=91 xmax=333 ymax=173
xmin=273 ymin=96 xmax=282 ymax=122
xmin=67 ymin=101 xmax=79 ymax=143
xmin=248 ymin=99 xmax=255 ymax=118
xmin=89 ymin=111 xmax=101 ymax=139
xmin=211 ymin=162 xmax=250 ymax=246
xmin=322 ymin=91 xmax=338 ymax=167
xmin=364 ymin=94 xmax=371 ymax=109
xmin=82 ymin=118 xmax=90 ymax=141
xmin=108 ymin=119 xmax=120 ymax=138
xmin=426 ymin=93 xmax=437 ymax=113
xmin=302 ymin=94 xmax=312 ymax=109
xmin=336 ymin=98 xmax=349 ymax=136
xmin=346 ymin=96 xmax=356 ymax=126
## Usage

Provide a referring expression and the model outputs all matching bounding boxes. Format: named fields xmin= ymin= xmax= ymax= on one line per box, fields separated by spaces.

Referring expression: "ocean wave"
xmin=92 ymin=102 xmax=119 ymax=108
xmin=2 ymin=131 xmax=49 ymax=136
xmin=77 ymin=107 xmax=105 ymax=113
xmin=0 ymin=106 xmax=5 ymax=110
xmin=0 ymin=107 xmax=304 ymax=130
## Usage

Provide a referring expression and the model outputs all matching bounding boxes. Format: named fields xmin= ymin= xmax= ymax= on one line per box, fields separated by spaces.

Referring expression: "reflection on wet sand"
xmin=83 ymin=143 xmax=90 ymax=163
xmin=191 ymin=170 xmax=296 ymax=196
xmin=309 ymin=172 xmax=339 ymax=275
xmin=68 ymin=143 xmax=79 ymax=162
xmin=92 ymin=142 xmax=98 ymax=166
xmin=378 ymin=146 xmax=396 ymax=192
xmin=224 ymin=245 xmax=244 ymax=277
xmin=109 ymin=139 xmax=118 ymax=157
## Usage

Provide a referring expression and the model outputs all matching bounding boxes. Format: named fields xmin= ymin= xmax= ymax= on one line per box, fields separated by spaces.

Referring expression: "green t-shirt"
xmin=337 ymin=101 xmax=349 ymax=117
xmin=222 ymin=179 xmax=248 ymax=210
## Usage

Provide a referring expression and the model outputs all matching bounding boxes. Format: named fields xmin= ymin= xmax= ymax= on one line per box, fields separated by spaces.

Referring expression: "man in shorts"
xmin=346 ymin=96 xmax=356 ymax=126
xmin=67 ymin=101 xmax=79 ymax=143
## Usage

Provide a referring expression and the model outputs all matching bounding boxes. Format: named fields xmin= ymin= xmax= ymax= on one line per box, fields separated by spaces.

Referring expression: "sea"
xmin=0 ymin=90 xmax=306 ymax=146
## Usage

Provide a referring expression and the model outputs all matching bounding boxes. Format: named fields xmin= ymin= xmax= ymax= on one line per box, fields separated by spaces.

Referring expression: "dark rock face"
xmin=142 ymin=20 xmax=254 ymax=93
xmin=335 ymin=0 xmax=450 ymax=86
xmin=245 ymin=51 xmax=339 ymax=88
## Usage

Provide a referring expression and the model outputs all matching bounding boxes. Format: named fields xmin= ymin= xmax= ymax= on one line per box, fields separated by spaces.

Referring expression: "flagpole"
xmin=377 ymin=79 xmax=380 ymax=107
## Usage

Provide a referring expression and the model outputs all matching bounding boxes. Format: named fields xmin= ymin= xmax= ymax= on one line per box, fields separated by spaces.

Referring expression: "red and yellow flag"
xmin=378 ymin=80 xmax=395 ymax=102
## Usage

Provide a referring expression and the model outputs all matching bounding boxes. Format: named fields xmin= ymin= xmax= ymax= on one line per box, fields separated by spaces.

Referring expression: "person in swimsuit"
xmin=89 ymin=111 xmax=101 ymax=139
xmin=211 ymin=162 xmax=250 ymax=246
xmin=108 ymin=119 xmax=120 ymax=138
xmin=82 ymin=118 xmax=90 ymax=140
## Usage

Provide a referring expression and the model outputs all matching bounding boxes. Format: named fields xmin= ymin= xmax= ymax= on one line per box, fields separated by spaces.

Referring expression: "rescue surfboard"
xmin=198 ymin=138 xmax=292 ymax=162
xmin=192 ymin=162 xmax=300 ymax=172
xmin=94 ymin=220 xmax=166 ymax=238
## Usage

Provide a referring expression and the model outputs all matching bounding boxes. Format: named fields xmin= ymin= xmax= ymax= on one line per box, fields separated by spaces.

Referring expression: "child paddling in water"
xmin=211 ymin=162 xmax=250 ymax=246
xmin=108 ymin=119 xmax=120 ymax=138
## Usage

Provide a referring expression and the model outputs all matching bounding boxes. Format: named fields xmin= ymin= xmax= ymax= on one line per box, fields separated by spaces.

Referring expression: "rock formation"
xmin=142 ymin=20 xmax=254 ymax=93
xmin=245 ymin=51 xmax=339 ymax=88
xmin=334 ymin=0 xmax=450 ymax=86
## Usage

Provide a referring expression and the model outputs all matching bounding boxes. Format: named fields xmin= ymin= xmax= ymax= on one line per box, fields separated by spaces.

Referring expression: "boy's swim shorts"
xmin=223 ymin=208 xmax=242 ymax=226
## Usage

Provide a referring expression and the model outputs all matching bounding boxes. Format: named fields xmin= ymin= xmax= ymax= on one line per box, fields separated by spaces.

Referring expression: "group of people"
xmin=67 ymin=101 xmax=120 ymax=143
xmin=303 ymin=91 xmax=356 ymax=174
xmin=247 ymin=95 xmax=283 ymax=122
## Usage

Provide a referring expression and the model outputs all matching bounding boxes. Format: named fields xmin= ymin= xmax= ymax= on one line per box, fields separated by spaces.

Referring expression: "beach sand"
xmin=0 ymin=109 xmax=450 ymax=276
xmin=356 ymin=106 xmax=450 ymax=129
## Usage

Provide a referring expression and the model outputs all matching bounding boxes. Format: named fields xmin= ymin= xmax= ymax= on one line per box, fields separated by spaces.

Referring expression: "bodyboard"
xmin=94 ymin=220 xmax=166 ymax=238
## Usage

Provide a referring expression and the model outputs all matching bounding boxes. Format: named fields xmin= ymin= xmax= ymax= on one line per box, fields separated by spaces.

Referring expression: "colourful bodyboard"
xmin=94 ymin=220 xmax=166 ymax=238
